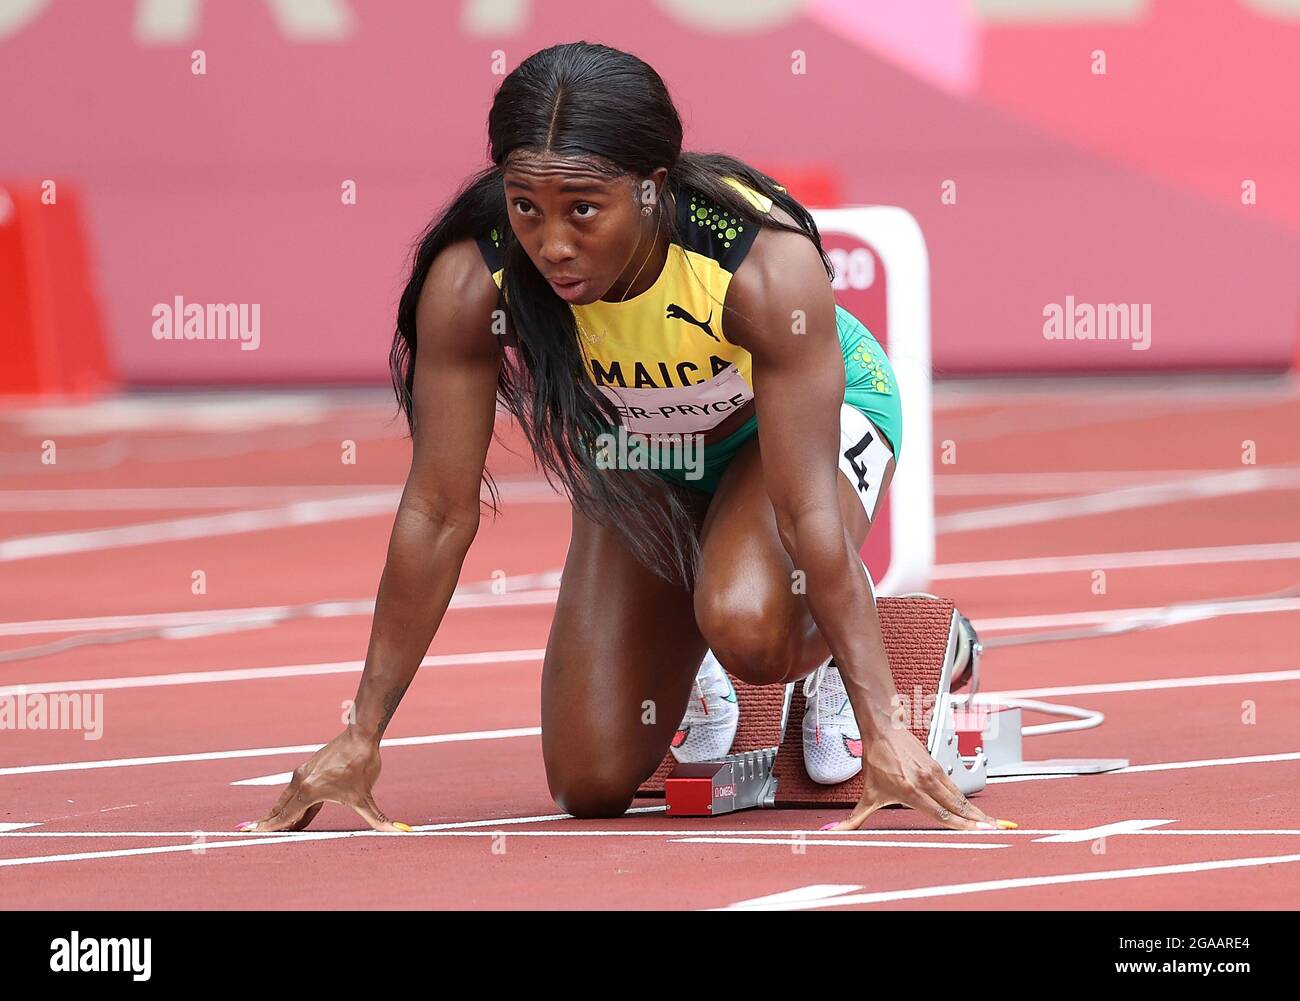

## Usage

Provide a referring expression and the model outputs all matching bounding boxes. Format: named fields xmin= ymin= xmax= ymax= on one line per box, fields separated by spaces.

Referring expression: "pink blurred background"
xmin=2 ymin=0 xmax=1297 ymax=383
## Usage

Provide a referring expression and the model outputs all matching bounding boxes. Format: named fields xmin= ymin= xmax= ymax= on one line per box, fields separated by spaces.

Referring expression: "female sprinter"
xmin=241 ymin=42 xmax=1012 ymax=836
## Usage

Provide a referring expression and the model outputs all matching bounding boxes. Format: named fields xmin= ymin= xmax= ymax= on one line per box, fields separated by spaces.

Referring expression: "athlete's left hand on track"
xmin=822 ymin=725 xmax=1014 ymax=833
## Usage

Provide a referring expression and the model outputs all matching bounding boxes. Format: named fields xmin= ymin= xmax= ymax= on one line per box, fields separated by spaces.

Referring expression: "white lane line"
xmin=982 ymin=668 xmax=1300 ymax=700
xmin=0 ymin=833 xmax=356 ymax=869
xmin=0 ymin=649 xmax=547 ymax=697
xmin=0 ymin=823 xmax=42 ymax=832
xmin=715 ymin=852 xmax=1300 ymax=910
xmin=0 ymin=726 xmax=541 ymax=777
xmin=936 ymin=468 xmax=1300 ymax=535
xmin=975 ymin=597 xmax=1300 ymax=634
xmin=3 ymin=728 xmax=1295 ymax=789
xmin=0 ymin=493 xmax=400 ymax=562
xmin=34 ymin=587 xmax=1283 ymax=649
xmin=0 ymin=810 xmax=675 ymax=867
xmin=719 ymin=884 xmax=864 ymax=908
xmin=671 ymin=837 xmax=1010 ymax=849
xmin=0 ymin=832 xmax=1001 ymax=869
xmin=931 ymin=377 xmax=1297 ymax=407
xmin=0 ymin=604 xmax=350 ymax=638
xmin=1033 ymin=820 xmax=1175 ymax=843
xmin=0 ymin=486 xmax=396 ymax=511
xmin=7 ymin=827 xmax=1300 ymax=841
xmin=934 ymin=470 xmax=1300 ymax=497
xmin=0 ymin=587 xmax=559 ymax=638
xmin=231 ymin=772 xmax=292 ymax=786
xmin=6 ymin=550 xmax=1294 ymax=642
xmin=1118 ymin=752 xmax=1300 ymax=774
xmin=934 ymin=540 xmax=1300 ymax=579
xmin=0 ymin=479 xmax=563 ymax=512
xmin=7 ymin=646 xmax=1297 ymax=710
xmin=4 ymin=535 xmax=1293 ymax=639
xmin=985 ymin=751 xmax=1300 ymax=785
xmin=0 ymin=479 xmax=566 ymax=562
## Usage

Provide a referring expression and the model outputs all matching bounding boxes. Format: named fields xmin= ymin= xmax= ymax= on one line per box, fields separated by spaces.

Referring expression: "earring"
xmin=641 ymin=204 xmax=653 ymax=216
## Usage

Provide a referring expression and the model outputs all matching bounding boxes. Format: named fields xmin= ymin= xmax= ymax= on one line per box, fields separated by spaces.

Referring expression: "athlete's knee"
xmin=694 ymin=586 xmax=798 ymax=686
xmin=546 ymin=763 xmax=638 ymax=819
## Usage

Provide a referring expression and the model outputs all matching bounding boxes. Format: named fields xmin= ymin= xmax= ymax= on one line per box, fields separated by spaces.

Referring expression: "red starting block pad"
xmin=639 ymin=596 xmax=988 ymax=813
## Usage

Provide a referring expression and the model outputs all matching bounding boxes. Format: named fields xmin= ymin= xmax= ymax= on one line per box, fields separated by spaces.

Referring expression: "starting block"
xmin=664 ymin=749 xmax=778 ymax=816
xmin=642 ymin=596 xmax=988 ymax=815
xmin=643 ymin=596 xmax=1127 ymax=816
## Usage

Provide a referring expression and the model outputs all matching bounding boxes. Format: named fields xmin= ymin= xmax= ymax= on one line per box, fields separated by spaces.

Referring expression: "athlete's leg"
xmin=541 ymin=482 xmax=709 ymax=818
xmin=694 ymin=419 xmax=895 ymax=686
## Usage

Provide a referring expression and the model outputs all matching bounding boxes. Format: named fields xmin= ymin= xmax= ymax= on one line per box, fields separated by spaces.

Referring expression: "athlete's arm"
xmin=350 ymin=238 xmax=503 ymax=739
xmin=726 ymin=219 xmax=998 ymax=833
xmin=724 ymin=227 xmax=899 ymax=731
xmin=244 ymin=238 xmax=502 ymax=834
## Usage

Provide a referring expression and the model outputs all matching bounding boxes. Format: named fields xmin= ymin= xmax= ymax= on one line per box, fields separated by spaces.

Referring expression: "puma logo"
xmin=666 ymin=303 xmax=718 ymax=341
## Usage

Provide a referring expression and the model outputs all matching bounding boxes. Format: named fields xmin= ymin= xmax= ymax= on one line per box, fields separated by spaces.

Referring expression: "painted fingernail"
xmin=393 ymin=822 xmax=413 ymax=833
xmin=997 ymin=820 xmax=1019 ymax=830
xmin=236 ymin=821 xmax=257 ymax=832
xmin=819 ymin=822 xmax=837 ymax=831
xmin=976 ymin=821 xmax=997 ymax=830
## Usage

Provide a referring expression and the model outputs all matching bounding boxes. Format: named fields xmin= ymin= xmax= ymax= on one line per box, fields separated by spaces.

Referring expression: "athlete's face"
xmin=503 ymin=153 xmax=666 ymax=305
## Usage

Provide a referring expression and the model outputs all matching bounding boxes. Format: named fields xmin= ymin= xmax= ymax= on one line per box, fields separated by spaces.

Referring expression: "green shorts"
xmin=650 ymin=305 xmax=903 ymax=495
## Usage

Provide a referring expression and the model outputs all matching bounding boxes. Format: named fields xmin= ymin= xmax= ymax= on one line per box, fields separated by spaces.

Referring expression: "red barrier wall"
xmin=1 ymin=0 xmax=1295 ymax=382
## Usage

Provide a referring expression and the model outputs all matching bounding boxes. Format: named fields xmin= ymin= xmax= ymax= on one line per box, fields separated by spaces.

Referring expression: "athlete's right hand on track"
xmin=823 ymin=725 xmax=1016 ymax=834
xmin=237 ymin=728 xmax=412 ymax=834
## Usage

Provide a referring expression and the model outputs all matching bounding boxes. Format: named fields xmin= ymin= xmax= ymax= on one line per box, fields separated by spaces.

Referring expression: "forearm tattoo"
xmin=378 ymin=685 xmax=409 ymax=734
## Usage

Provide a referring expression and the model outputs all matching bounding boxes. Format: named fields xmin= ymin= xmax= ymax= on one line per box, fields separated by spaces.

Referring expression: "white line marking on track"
xmin=0 ymin=649 xmax=547 ymax=697
xmin=7 ymin=827 xmax=1300 ymax=840
xmin=715 ymin=852 xmax=1300 ymax=910
xmin=984 ymin=669 xmax=1300 ymax=700
xmin=1032 ymin=820 xmax=1175 ymax=843
xmin=934 ymin=540 xmax=1300 ymax=579
xmin=671 ymin=837 xmax=1010 ymax=849
xmin=7 ymin=655 xmax=1294 ymax=708
xmin=0 ymin=833 xmax=359 ymax=869
xmin=0 ymin=486 xmax=397 ymax=511
xmin=976 ymin=599 xmax=1300 ymax=633
xmin=936 ymin=468 xmax=1300 ymax=534
xmin=0 ymin=726 xmax=542 ymax=777
xmin=0 ymin=480 xmax=565 ymax=512
xmin=0 ymin=823 xmax=42 ymax=832
xmin=0 ymin=479 xmax=565 ymax=561
xmin=720 ymin=884 xmax=864 ymax=908
xmin=0 ymin=494 xmax=401 ymax=562
xmin=231 ymin=772 xmax=292 ymax=786
xmin=985 ymin=751 xmax=1300 ymax=784
xmin=7 ymin=556 xmax=1293 ymax=642
xmin=0 ymin=591 xmax=557 ymax=638
xmin=935 ymin=469 xmax=1300 ymax=497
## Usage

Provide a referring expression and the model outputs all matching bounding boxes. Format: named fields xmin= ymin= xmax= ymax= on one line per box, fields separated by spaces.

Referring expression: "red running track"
xmin=1 ymin=377 xmax=1299 ymax=910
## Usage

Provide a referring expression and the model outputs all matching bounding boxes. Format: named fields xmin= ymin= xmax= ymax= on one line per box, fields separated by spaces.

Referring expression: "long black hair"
xmin=391 ymin=41 xmax=832 ymax=587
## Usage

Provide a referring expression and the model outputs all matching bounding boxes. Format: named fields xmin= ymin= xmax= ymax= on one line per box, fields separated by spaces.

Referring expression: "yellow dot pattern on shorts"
xmin=689 ymin=198 xmax=744 ymax=250
xmin=851 ymin=342 xmax=892 ymax=395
